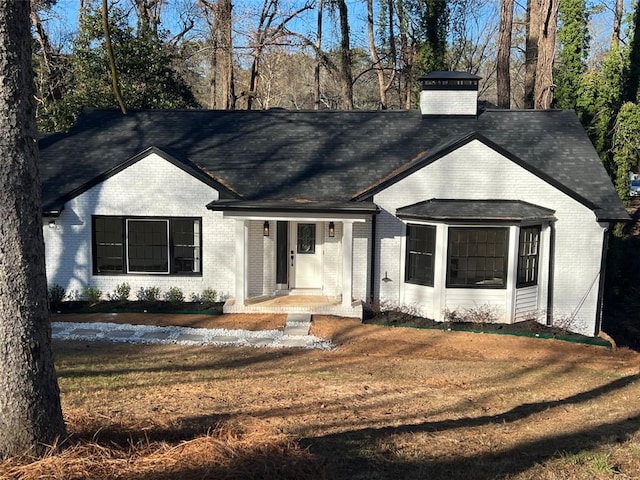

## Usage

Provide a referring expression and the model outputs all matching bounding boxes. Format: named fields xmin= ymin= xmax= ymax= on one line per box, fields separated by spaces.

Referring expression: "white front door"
xmin=290 ymin=222 xmax=323 ymax=289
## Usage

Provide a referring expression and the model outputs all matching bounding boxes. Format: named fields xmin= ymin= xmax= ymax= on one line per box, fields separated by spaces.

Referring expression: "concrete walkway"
xmin=51 ymin=313 xmax=332 ymax=350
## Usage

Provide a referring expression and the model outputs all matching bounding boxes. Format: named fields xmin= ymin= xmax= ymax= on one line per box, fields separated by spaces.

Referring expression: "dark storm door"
xmin=276 ymin=221 xmax=289 ymax=285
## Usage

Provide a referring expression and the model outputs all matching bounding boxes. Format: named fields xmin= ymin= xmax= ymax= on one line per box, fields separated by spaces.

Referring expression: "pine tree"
xmin=554 ymin=0 xmax=590 ymax=109
xmin=0 ymin=0 xmax=66 ymax=458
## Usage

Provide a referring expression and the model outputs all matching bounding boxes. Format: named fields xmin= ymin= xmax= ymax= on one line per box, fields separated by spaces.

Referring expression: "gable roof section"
xmin=40 ymin=145 xmax=239 ymax=215
xmin=353 ymin=131 xmax=597 ymax=211
xmin=38 ymin=108 xmax=628 ymax=221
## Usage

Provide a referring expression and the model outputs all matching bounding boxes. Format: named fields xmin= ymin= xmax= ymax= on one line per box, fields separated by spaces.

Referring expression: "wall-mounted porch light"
xmin=328 ymin=221 xmax=335 ymax=237
xmin=263 ymin=221 xmax=270 ymax=237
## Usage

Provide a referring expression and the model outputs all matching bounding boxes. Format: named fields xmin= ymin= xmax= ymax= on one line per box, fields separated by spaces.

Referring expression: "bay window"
xmin=447 ymin=227 xmax=509 ymax=288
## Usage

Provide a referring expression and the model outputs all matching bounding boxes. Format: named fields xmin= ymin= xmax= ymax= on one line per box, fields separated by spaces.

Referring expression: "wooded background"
xmin=32 ymin=0 xmax=640 ymax=198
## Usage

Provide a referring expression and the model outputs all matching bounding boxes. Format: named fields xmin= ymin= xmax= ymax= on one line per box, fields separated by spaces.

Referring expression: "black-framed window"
xmin=517 ymin=226 xmax=540 ymax=287
xmin=127 ymin=219 xmax=169 ymax=273
xmin=92 ymin=216 xmax=202 ymax=275
xmin=172 ymin=218 xmax=201 ymax=274
xmin=94 ymin=217 xmax=124 ymax=274
xmin=405 ymin=224 xmax=436 ymax=286
xmin=447 ymin=227 xmax=509 ymax=288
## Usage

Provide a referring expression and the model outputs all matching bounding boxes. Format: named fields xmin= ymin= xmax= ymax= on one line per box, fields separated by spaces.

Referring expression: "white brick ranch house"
xmin=39 ymin=72 xmax=628 ymax=336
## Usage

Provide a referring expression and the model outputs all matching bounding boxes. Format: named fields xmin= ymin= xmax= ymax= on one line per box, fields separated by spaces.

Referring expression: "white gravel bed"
xmin=52 ymin=321 xmax=335 ymax=350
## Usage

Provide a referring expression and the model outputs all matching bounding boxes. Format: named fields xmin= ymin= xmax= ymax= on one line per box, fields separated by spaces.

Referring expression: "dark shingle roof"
xmin=396 ymin=199 xmax=556 ymax=222
xmin=38 ymin=108 xmax=628 ymax=221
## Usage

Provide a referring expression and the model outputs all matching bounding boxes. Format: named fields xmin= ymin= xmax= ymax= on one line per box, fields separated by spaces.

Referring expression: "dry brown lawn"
xmin=3 ymin=314 xmax=640 ymax=479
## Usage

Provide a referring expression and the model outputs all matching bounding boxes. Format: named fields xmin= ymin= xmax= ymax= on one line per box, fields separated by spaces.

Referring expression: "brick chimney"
xmin=419 ymin=71 xmax=480 ymax=116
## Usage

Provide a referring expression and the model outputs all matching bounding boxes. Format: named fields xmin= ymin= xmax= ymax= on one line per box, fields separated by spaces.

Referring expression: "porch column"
xmin=342 ymin=220 xmax=353 ymax=307
xmin=234 ymin=219 xmax=248 ymax=306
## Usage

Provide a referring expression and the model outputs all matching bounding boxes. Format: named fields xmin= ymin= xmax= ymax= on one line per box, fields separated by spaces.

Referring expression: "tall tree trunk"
xmin=248 ymin=48 xmax=262 ymax=110
xmin=102 ymin=0 xmax=127 ymax=114
xmin=208 ymin=21 xmax=218 ymax=109
xmin=611 ymin=0 xmax=624 ymax=48
xmin=367 ymin=0 xmax=387 ymax=108
xmin=31 ymin=5 xmax=64 ymax=118
xmin=0 ymin=0 xmax=66 ymax=458
xmin=132 ymin=0 xmax=163 ymax=39
xmin=422 ymin=0 xmax=448 ymax=71
xmin=534 ymin=0 xmax=557 ymax=108
xmin=625 ymin=1 xmax=640 ymax=103
xmin=219 ymin=0 xmax=234 ymax=109
xmin=30 ymin=7 xmax=54 ymax=77
xmin=524 ymin=0 xmax=540 ymax=108
xmin=201 ymin=0 xmax=234 ymax=109
xmin=396 ymin=0 xmax=412 ymax=108
xmin=336 ymin=0 xmax=353 ymax=109
xmin=496 ymin=0 xmax=514 ymax=108
xmin=314 ymin=0 xmax=323 ymax=109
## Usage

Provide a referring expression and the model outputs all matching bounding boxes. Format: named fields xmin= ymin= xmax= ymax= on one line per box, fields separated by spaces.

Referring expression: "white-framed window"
xmin=405 ymin=224 xmax=436 ymax=286
xmin=447 ymin=227 xmax=509 ymax=288
xmin=517 ymin=226 xmax=540 ymax=287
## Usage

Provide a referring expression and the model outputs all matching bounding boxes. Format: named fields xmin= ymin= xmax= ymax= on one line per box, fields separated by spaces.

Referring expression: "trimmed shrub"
xmin=84 ymin=286 xmax=102 ymax=305
xmin=137 ymin=286 xmax=161 ymax=302
xmin=164 ymin=287 xmax=184 ymax=304
xmin=201 ymin=288 xmax=218 ymax=306
xmin=108 ymin=282 xmax=131 ymax=301
xmin=48 ymin=284 xmax=66 ymax=309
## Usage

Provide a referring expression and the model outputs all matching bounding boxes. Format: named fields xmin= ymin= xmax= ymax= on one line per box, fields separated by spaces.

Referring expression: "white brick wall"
xmin=323 ymin=221 xmax=341 ymax=296
xmin=246 ymin=221 xmax=265 ymax=297
xmin=44 ymin=140 xmax=607 ymax=335
xmin=43 ymin=153 xmax=236 ymax=302
xmin=373 ymin=139 xmax=607 ymax=336
xmin=352 ymin=220 xmax=371 ymax=301
xmin=420 ymin=90 xmax=478 ymax=116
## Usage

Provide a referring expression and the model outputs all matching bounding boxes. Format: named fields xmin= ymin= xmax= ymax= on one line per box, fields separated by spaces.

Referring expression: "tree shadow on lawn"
xmin=60 ymin=374 xmax=640 ymax=480
xmin=299 ymin=373 xmax=640 ymax=480
xmin=55 ymin=340 xmax=307 ymax=381
xmin=303 ymin=414 xmax=640 ymax=480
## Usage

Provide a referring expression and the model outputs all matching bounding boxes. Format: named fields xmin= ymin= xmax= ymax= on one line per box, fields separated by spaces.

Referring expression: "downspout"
xmin=369 ymin=214 xmax=377 ymax=304
xmin=594 ymin=224 xmax=611 ymax=336
xmin=546 ymin=221 xmax=556 ymax=326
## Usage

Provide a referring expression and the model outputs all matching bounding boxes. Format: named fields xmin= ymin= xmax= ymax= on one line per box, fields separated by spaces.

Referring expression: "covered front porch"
xmin=208 ymin=199 xmax=378 ymax=319
xmin=223 ymin=294 xmax=362 ymax=317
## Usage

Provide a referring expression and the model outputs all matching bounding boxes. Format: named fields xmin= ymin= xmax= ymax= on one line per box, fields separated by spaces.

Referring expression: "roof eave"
xmin=397 ymin=213 xmax=557 ymax=223
xmin=207 ymin=200 xmax=380 ymax=216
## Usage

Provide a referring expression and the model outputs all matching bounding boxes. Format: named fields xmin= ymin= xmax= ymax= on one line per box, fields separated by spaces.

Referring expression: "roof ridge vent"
xmin=418 ymin=71 xmax=480 ymax=116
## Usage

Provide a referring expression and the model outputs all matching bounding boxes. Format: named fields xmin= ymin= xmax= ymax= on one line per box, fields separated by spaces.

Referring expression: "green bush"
xmin=48 ymin=284 xmax=66 ymax=309
xmin=109 ymin=282 xmax=131 ymax=301
xmin=84 ymin=286 xmax=102 ymax=305
xmin=137 ymin=286 xmax=161 ymax=302
xmin=201 ymin=288 xmax=217 ymax=306
xmin=164 ymin=286 xmax=184 ymax=304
